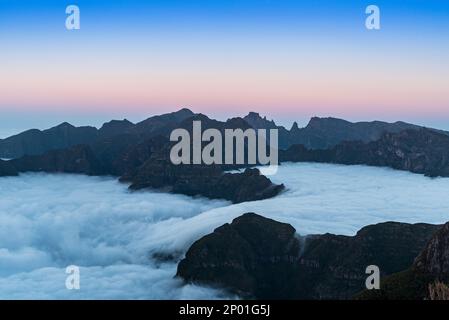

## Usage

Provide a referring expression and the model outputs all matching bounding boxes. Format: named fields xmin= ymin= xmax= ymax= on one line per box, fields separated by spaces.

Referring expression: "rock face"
xmin=241 ymin=113 xmax=426 ymax=150
xmin=5 ymin=131 xmax=284 ymax=203
xmin=415 ymin=223 xmax=449 ymax=278
xmin=177 ymin=213 xmax=439 ymax=299
xmin=118 ymin=119 xmax=285 ymax=203
xmin=301 ymin=222 xmax=438 ymax=299
xmin=125 ymin=140 xmax=285 ymax=203
xmin=177 ymin=213 xmax=301 ymax=299
xmin=357 ymin=222 xmax=449 ymax=300
xmin=282 ymin=128 xmax=449 ymax=177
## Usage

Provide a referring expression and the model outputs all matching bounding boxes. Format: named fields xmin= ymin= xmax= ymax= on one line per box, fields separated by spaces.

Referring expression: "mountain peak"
xmin=175 ymin=107 xmax=195 ymax=116
xmin=99 ymin=119 xmax=134 ymax=135
xmin=53 ymin=122 xmax=75 ymax=130
xmin=290 ymin=122 xmax=300 ymax=131
xmin=243 ymin=112 xmax=277 ymax=130
xmin=306 ymin=117 xmax=351 ymax=129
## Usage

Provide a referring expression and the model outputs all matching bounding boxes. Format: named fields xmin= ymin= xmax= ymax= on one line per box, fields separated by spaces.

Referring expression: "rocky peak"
xmin=243 ymin=112 xmax=277 ymax=130
xmin=49 ymin=122 xmax=76 ymax=132
xmin=100 ymin=119 xmax=133 ymax=130
xmin=99 ymin=119 xmax=134 ymax=138
xmin=177 ymin=213 xmax=300 ymax=298
xmin=305 ymin=117 xmax=351 ymax=130
xmin=290 ymin=121 xmax=300 ymax=132
xmin=414 ymin=222 xmax=449 ymax=278
xmin=177 ymin=214 xmax=439 ymax=299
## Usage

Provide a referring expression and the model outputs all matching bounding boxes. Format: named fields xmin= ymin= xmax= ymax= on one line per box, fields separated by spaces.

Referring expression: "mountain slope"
xmin=177 ymin=213 xmax=439 ymax=299
xmin=0 ymin=108 xmax=196 ymax=159
xmin=281 ymin=128 xmax=449 ymax=177
xmin=0 ymin=123 xmax=98 ymax=159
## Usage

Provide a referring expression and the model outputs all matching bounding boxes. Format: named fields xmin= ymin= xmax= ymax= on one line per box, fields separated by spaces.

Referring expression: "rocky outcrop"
xmin=358 ymin=222 xmax=449 ymax=300
xmin=415 ymin=223 xmax=449 ymax=278
xmin=177 ymin=213 xmax=301 ymax=299
xmin=177 ymin=213 xmax=439 ymax=299
xmin=241 ymin=112 xmax=427 ymax=150
xmin=127 ymin=152 xmax=284 ymax=204
xmin=281 ymin=117 xmax=427 ymax=150
xmin=302 ymin=222 xmax=438 ymax=299
xmin=282 ymin=128 xmax=449 ymax=177
xmin=5 ymin=132 xmax=283 ymax=203
xmin=117 ymin=118 xmax=285 ymax=203
xmin=243 ymin=112 xmax=278 ymax=130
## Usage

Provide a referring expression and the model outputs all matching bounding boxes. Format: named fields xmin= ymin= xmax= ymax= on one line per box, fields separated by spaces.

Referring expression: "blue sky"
xmin=0 ymin=0 xmax=448 ymax=136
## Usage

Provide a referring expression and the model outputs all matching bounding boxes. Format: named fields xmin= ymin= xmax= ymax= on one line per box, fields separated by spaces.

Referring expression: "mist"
xmin=1 ymin=163 xmax=449 ymax=298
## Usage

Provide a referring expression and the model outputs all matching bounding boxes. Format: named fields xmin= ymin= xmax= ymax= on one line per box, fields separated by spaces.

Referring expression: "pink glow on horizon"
xmin=1 ymin=41 xmax=448 ymax=119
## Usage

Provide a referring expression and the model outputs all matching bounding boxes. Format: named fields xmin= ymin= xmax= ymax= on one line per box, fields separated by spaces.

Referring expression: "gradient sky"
xmin=0 ymin=0 xmax=448 ymax=136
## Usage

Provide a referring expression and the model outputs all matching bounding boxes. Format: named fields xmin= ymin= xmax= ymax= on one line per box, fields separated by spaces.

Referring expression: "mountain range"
xmin=0 ymin=108 xmax=434 ymax=159
xmin=177 ymin=212 xmax=444 ymax=299
xmin=2 ymin=108 xmax=449 ymax=299
xmin=2 ymin=108 xmax=449 ymax=201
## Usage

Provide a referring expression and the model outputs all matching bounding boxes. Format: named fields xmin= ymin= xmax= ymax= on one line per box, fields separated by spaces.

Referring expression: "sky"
xmin=0 ymin=0 xmax=448 ymax=136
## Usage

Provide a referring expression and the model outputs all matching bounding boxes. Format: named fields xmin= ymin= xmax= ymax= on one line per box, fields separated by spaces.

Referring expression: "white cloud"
xmin=1 ymin=163 xmax=449 ymax=299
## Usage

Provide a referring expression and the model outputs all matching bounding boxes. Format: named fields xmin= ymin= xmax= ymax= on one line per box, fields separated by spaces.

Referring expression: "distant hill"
xmin=281 ymin=128 xmax=449 ymax=178
xmin=0 ymin=108 xmax=195 ymax=158
xmin=0 ymin=123 xmax=98 ymax=159
xmin=284 ymin=116 xmax=425 ymax=150
xmin=177 ymin=212 xmax=439 ymax=299
xmin=1 ymin=108 xmax=446 ymax=158
xmin=241 ymin=112 xmax=431 ymax=150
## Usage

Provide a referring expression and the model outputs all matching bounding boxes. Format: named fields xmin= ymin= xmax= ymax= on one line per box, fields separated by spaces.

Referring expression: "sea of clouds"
xmin=1 ymin=163 xmax=449 ymax=299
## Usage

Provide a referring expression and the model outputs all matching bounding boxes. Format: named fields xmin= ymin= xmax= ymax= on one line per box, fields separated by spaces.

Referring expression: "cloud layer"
xmin=1 ymin=163 xmax=449 ymax=299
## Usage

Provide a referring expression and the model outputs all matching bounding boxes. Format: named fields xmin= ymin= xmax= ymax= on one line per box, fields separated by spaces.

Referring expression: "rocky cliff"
xmin=358 ymin=222 xmax=449 ymax=300
xmin=282 ymin=128 xmax=449 ymax=177
xmin=177 ymin=213 xmax=439 ymax=299
xmin=177 ymin=213 xmax=301 ymax=299
xmin=2 ymin=133 xmax=284 ymax=203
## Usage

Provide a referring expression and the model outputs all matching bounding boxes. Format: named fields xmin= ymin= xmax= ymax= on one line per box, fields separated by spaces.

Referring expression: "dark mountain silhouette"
xmin=98 ymin=119 xmax=134 ymax=139
xmin=177 ymin=213 xmax=439 ymax=299
xmin=358 ymin=222 xmax=449 ymax=300
xmin=281 ymin=128 xmax=449 ymax=177
xmin=11 ymin=144 xmax=105 ymax=176
xmin=241 ymin=112 xmax=427 ymax=150
xmin=0 ymin=108 xmax=196 ymax=159
xmin=243 ymin=112 xmax=278 ymax=130
xmin=289 ymin=117 xmax=423 ymax=150
xmin=129 ymin=107 xmax=195 ymax=138
xmin=2 ymin=108 xmax=440 ymax=159
xmin=0 ymin=123 xmax=98 ymax=159
xmin=2 ymin=109 xmax=449 ymax=179
xmin=2 ymin=130 xmax=284 ymax=203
